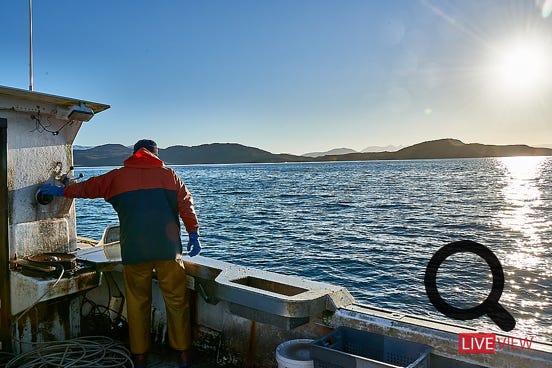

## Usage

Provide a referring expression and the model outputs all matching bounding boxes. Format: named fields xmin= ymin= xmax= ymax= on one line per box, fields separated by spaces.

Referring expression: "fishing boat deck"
xmin=146 ymin=344 xmax=240 ymax=368
xmin=0 ymin=340 xmax=244 ymax=368
xmin=3 ymin=240 xmax=551 ymax=368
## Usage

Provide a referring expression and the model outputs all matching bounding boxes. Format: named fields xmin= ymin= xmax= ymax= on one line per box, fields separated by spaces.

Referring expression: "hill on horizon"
xmin=73 ymin=143 xmax=309 ymax=166
xmin=361 ymin=144 xmax=403 ymax=152
xmin=73 ymin=139 xmax=552 ymax=166
xmin=302 ymin=147 xmax=357 ymax=157
xmin=302 ymin=144 xmax=404 ymax=157
xmin=313 ymin=138 xmax=552 ymax=161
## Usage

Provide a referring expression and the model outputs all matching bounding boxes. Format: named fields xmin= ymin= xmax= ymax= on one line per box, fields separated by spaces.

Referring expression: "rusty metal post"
xmin=0 ymin=117 xmax=11 ymax=351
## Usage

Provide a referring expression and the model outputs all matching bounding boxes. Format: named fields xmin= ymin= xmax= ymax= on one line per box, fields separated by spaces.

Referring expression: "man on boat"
xmin=41 ymin=139 xmax=200 ymax=368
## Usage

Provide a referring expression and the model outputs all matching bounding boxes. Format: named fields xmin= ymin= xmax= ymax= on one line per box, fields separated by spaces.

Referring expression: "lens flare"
xmin=541 ymin=0 xmax=552 ymax=18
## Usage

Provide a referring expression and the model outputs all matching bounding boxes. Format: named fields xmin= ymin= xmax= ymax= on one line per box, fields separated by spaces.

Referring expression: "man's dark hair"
xmin=133 ymin=139 xmax=158 ymax=155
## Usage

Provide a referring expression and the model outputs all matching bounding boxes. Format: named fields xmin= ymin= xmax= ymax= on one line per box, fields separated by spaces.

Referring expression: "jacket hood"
xmin=124 ymin=147 xmax=164 ymax=168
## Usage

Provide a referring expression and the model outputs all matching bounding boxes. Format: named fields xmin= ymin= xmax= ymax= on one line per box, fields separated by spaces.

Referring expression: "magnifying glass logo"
xmin=424 ymin=240 xmax=516 ymax=332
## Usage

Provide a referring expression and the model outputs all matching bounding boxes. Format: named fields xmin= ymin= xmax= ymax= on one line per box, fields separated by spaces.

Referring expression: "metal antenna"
xmin=29 ymin=0 xmax=34 ymax=91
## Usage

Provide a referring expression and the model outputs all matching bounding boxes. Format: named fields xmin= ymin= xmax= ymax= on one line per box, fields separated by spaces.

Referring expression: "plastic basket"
xmin=310 ymin=327 xmax=431 ymax=368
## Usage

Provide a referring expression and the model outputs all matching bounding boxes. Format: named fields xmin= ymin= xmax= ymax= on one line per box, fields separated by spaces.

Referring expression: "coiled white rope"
xmin=4 ymin=336 xmax=133 ymax=368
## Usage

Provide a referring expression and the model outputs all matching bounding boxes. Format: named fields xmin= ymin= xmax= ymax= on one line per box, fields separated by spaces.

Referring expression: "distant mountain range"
xmin=361 ymin=144 xmax=404 ymax=153
xmin=73 ymin=139 xmax=552 ymax=166
xmin=73 ymin=145 xmax=95 ymax=150
xmin=73 ymin=143 xmax=305 ymax=166
xmin=302 ymin=148 xmax=357 ymax=157
xmin=302 ymin=145 xmax=403 ymax=157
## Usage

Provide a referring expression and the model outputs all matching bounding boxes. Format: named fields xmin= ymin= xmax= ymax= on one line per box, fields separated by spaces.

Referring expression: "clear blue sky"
xmin=2 ymin=0 xmax=552 ymax=154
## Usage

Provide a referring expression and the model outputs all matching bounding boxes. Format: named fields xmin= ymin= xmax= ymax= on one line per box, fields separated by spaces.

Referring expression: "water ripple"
xmin=74 ymin=158 xmax=552 ymax=342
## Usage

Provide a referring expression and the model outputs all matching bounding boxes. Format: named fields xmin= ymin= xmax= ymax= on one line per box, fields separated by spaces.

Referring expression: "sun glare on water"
xmin=497 ymin=157 xmax=548 ymax=269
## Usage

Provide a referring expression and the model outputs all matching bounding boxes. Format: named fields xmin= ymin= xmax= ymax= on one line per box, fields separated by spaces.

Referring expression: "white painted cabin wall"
xmin=4 ymin=102 xmax=82 ymax=257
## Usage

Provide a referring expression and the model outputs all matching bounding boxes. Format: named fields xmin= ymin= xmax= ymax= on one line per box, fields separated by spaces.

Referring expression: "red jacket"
xmin=64 ymin=148 xmax=199 ymax=264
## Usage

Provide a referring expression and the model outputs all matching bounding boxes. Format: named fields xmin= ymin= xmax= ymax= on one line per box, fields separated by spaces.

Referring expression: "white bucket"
xmin=275 ymin=339 xmax=314 ymax=368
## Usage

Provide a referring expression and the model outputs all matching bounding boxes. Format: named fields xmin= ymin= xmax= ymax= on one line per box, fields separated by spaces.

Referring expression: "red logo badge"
xmin=458 ymin=333 xmax=496 ymax=354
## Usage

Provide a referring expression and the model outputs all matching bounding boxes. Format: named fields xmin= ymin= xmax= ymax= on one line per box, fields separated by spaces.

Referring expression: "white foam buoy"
xmin=275 ymin=339 xmax=314 ymax=368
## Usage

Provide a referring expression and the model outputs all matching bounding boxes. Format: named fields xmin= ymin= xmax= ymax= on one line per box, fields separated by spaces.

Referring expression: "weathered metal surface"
xmin=74 ymin=226 xmax=123 ymax=271
xmin=12 ymin=219 xmax=71 ymax=256
xmin=187 ymin=256 xmax=355 ymax=322
xmin=0 ymin=85 xmax=110 ymax=116
xmin=13 ymin=297 xmax=82 ymax=354
xmin=0 ymin=85 xmax=109 ymax=353
xmin=329 ymin=305 xmax=552 ymax=368
xmin=74 ymin=242 xmax=123 ymax=271
xmin=77 ymin=243 xmax=356 ymax=329
xmin=0 ymin=118 xmax=11 ymax=351
xmin=10 ymin=269 xmax=101 ymax=315
xmin=193 ymin=296 xmax=328 ymax=368
xmin=78 ymin=261 xmax=551 ymax=368
xmin=1 ymin=85 xmax=109 ymax=259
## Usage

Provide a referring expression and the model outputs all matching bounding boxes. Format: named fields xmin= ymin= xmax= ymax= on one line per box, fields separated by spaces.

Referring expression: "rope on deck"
xmin=4 ymin=336 xmax=133 ymax=368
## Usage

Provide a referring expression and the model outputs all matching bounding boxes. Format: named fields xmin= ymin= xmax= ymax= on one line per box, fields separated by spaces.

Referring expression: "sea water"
xmin=73 ymin=157 xmax=552 ymax=342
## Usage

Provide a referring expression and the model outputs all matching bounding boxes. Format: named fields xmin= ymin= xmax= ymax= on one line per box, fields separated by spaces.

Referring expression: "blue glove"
xmin=187 ymin=231 xmax=201 ymax=257
xmin=40 ymin=184 xmax=65 ymax=197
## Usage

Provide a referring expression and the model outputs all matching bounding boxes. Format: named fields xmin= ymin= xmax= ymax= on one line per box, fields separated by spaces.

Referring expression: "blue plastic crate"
xmin=310 ymin=327 xmax=431 ymax=368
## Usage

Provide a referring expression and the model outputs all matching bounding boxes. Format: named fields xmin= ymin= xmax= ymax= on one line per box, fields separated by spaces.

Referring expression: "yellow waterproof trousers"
xmin=122 ymin=260 xmax=191 ymax=355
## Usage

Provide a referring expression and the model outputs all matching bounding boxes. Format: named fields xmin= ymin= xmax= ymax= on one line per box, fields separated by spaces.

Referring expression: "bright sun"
xmin=492 ymin=38 xmax=549 ymax=96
